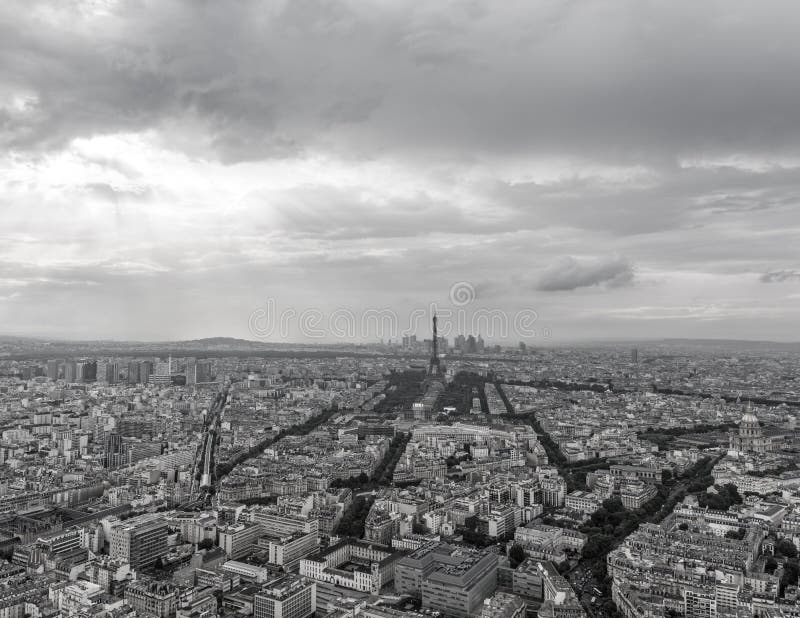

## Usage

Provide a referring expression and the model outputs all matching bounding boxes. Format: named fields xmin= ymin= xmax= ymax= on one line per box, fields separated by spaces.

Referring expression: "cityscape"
xmin=3 ymin=1 xmax=800 ymax=618
xmin=0 ymin=331 xmax=799 ymax=617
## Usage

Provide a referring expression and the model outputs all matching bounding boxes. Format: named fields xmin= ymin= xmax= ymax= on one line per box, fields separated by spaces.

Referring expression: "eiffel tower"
xmin=428 ymin=313 xmax=441 ymax=376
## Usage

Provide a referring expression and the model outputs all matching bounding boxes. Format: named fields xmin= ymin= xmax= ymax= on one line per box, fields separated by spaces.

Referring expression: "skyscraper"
xmin=64 ymin=361 xmax=78 ymax=383
xmin=140 ymin=361 xmax=153 ymax=385
xmin=105 ymin=362 xmax=119 ymax=384
xmin=186 ymin=359 xmax=196 ymax=385
xmin=82 ymin=360 xmax=97 ymax=382
xmin=196 ymin=360 xmax=212 ymax=383
xmin=127 ymin=361 xmax=140 ymax=385
xmin=47 ymin=359 xmax=61 ymax=381
xmin=155 ymin=360 xmax=170 ymax=377
xmin=104 ymin=432 xmax=124 ymax=468
xmin=186 ymin=359 xmax=212 ymax=384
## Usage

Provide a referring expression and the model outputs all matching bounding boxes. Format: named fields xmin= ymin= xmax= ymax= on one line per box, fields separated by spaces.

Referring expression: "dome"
xmin=741 ymin=412 xmax=759 ymax=424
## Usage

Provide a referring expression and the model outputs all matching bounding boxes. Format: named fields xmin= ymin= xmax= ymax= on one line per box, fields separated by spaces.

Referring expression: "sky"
xmin=1 ymin=0 xmax=800 ymax=343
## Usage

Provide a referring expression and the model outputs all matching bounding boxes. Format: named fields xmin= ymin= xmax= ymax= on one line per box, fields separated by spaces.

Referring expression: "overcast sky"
xmin=2 ymin=0 xmax=800 ymax=343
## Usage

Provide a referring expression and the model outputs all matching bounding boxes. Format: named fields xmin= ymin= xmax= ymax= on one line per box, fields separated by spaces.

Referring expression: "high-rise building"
xmin=261 ymin=531 xmax=319 ymax=572
xmin=187 ymin=359 xmax=213 ymax=385
xmin=80 ymin=360 xmax=97 ymax=382
xmin=218 ymin=523 xmax=263 ymax=560
xmin=104 ymin=432 xmax=124 ymax=468
xmin=47 ymin=359 xmax=61 ymax=381
xmin=250 ymin=508 xmax=319 ymax=537
xmin=127 ymin=362 xmax=140 ymax=385
xmin=196 ymin=360 xmax=212 ymax=383
xmin=109 ymin=515 xmax=169 ymax=570
xmin=254 ymin=575 xmax=316 ymax=618
xmin=139 ymin=361 xmax=153 ymax=385
xmin=155 ymin=360 xmax=170 ymax=376
xmin=105 ymin=362 xmax=119 ymax=384
xmin=186 ymin=359 xmax=196 ymax=385
xmin=64 ymin=361 xmax=78 ymax=383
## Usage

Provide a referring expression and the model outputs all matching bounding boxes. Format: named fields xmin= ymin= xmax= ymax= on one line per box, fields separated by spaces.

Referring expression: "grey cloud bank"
xmin=537 ymin=257 xmax=635 ymax=292
xmin=1 ymin=0 xmax=799 ymax=341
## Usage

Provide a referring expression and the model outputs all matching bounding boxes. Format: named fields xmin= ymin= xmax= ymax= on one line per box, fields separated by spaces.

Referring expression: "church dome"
xmin=741 ymin=411 xmax=759 ymax=424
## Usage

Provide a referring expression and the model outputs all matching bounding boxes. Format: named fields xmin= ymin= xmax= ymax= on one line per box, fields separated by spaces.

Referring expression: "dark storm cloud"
xmin=3 ymin=0 xmax=800 ymax=163
xmin=537 ymin=256 xmax=635 ymax=292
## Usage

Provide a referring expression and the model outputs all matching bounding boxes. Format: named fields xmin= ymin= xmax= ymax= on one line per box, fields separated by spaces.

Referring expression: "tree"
xmin=781 ymin=560 xmax=800 ymax=594
xmin=777 ymin=539 xmax=798 ymax=559
xmin=678 ymin=522 xmax=689 ymax=531
xmin=509 ymin=544 xmax=526 ymax=568
xmin=603 ymin=497 xmax=625 ymax=514
xmin=592 ymin=560 xmax=608 ymax=581
xmin=765 ymin=556 xmax=778 ymax=574
xmin=583 ymin=534 xmax=614 ymax=560
xmin=197 ymin=538 xmax=215 ymax=550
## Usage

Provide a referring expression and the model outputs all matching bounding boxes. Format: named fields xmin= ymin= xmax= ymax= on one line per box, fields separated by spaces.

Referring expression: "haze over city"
xmin=2 ymin=0 xmax=800 ymax=342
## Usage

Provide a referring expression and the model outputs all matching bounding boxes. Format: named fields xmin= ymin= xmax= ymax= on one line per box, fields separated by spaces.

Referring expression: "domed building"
xmin=728 ymin=405 xmax=775 ymax=456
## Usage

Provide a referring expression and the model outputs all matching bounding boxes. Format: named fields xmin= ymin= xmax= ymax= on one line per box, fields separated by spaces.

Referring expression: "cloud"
xmin=2 ymin=0 xmax=800 ymax=340
xmin=4 ymin=0 xmax=800 ymax=164
xmin=536 ymin=256 xmax=635 ymax=292
xmin=760 ymin=270 xmax=800 ymax=283
xmin=81 ymin=182 xmax=154 ymax=203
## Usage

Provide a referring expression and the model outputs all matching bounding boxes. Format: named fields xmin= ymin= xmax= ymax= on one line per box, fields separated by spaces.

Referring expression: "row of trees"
xmin=500 ymin=377 xmax=611 ymax=394
xmin=215 ymin=404 xmax=339 ymax=478
xmin=371 ymin=432 xmax=412 ymax=484
xmin=502 ymin=410 xmax=569 ymax=469
xmin=493 ymin=382 xmax=513 ymax=414
xmin=373 ymin=370 xmax=426 ymax=415
xmin=436 ymin=373 xmax=479 ymax=416
xmin=329 ymin=431 xmax=412 ymax=489
xmin=578 ymin=455 xmax=726 ymax=606
xmin=334 ymin=495 xmax=374 ymax=538
xmin=649 ymin=385 xmax=800 ymax=409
